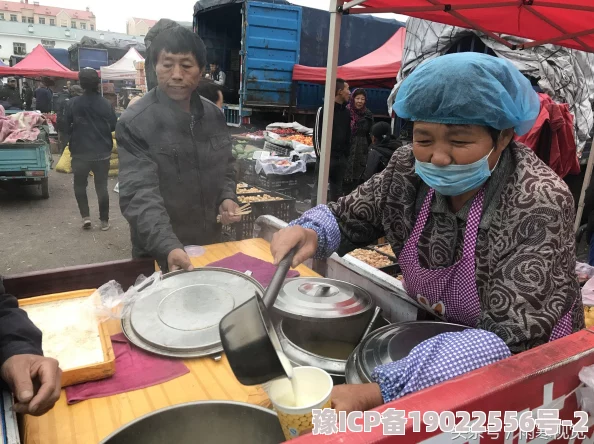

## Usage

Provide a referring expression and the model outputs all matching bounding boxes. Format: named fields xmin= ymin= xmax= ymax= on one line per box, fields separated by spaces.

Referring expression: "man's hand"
xmin=219 ymin=199 xmax=242 ymax=226
xmin=167 ymin=248 xmax=194 ymax=272
xmin=1 ymin=355 xmax=62 ymax=416
xmin=331 ymin=383 xmax=383 ymax=415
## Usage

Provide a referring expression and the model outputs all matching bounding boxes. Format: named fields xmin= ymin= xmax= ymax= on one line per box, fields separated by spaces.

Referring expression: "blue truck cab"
xmin=0 ymin=110 xmax=51 ymax=199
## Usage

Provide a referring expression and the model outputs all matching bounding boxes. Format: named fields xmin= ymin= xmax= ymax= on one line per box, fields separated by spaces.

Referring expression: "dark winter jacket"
xmin=117 ymin=87 xmax=237 ymax=265
xmin=362 ymin=136 xmax=402 ymax=181
xmin=65 ymin=92 xmax=117 ymax=161
xmin=313 ymin=102 xmax=352 ymax=159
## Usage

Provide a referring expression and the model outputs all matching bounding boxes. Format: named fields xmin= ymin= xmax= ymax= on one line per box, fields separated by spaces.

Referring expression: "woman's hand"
xmin=271 ymin=226 xmax=318 ymax=268
xmin=331 ymin=383 xmax=384 ymax=415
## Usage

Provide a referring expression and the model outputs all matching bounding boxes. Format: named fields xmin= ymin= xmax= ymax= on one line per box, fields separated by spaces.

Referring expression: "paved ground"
xmin=0 ymin=155 xmax=131 ymax=276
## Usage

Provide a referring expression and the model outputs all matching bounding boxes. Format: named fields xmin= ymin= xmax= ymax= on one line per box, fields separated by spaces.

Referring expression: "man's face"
xmin=337 ymin=82 xmax=350 ymax=103
xmin=210 ymin=64 xmax=217 ymax=73
xmin=156 ymin=51 xmax=202 ymax=102
xmin=8 ymin=80 xmax=16 ymax=90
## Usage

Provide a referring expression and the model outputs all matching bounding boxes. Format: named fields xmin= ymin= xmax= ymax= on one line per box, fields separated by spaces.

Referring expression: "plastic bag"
xmin=255 ymin=157 xmax=307 ymax=176
xmin=577 ymin=262 xmax=594 ymax=284
xmin=55 ymin=147 xmax=72 ymax=173
xmin=87 ymin=272 xmax=162 ymax=321
xmin=577 ymin=366 xmax=594 ymax=416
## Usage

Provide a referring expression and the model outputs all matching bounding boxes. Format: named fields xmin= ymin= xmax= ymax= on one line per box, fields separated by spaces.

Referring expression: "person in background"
xmin=0 ymin=279 xmax=61 ymax=416
xmin=196 ymin=78 xmax=224 ymax=109
xmin=271 ymin=53 xmax=582 ymax=413
xmin=209 ymin=62 xmax=226 ymax=86
xmin=0 ymin=78 xmax=22 ymax=110
xmin=117 ymin=26 xmax=239 ymax=273
xmin=66 ymin=69 xmax=117 ymax=231
xmin=311 ymin=78 xmax=351 ymax=206
xmin=21 ymin=82 xmax=33 ymax=111
xmin=362 ymin=121 xmax=401 ymax=181
xmin=56 ymin=85 xmax=82 ymax=154
xmin=34 ymin=80 xmax=53 ymax=113
xmin=344 ymin=88 xmax=374 ymax=193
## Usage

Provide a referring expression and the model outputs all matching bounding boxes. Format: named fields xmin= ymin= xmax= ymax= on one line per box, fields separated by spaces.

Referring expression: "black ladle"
xmin=220 ymin=248 xmax=297 ymax=386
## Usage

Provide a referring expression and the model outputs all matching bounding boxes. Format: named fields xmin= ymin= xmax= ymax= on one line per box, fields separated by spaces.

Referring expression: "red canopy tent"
xmin=292 ymin=28 xmax=406 ymax=87
xmin=314 ymin=0 xmax=594 ymax=230
xmin=0 ymin=44 xmax=78 ymax=80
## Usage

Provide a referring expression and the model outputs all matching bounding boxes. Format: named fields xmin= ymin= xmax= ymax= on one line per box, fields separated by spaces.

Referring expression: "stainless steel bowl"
xmin=100 ymin=401 xmax=285 ymax=444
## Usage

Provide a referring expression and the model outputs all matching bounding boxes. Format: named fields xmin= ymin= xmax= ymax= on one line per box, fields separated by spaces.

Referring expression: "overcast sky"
xmin=32 ymin=0 xmax=407 ymax=34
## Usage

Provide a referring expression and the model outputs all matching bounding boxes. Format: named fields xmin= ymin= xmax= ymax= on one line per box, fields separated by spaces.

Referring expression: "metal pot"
xmin=345 ymin=321 xmax=470 ymax=384
xmin=100 ymin=401 xmax=285 ymax=444
xmin=277 ymin=308 xmax=389 ymax=385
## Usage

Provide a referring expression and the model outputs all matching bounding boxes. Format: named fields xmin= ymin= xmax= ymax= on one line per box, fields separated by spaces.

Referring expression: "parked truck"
xmin=69 ymin=47 xmax=109 ymax=71
xmin=0 ymin=111 xmax=51 ymax=199
xmin=193 ymin=0 xmax=402 ymax=124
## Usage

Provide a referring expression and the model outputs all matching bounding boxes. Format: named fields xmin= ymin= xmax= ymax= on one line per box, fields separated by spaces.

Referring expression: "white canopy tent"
xmin=100 ymin=48 xmax=144 ymax=81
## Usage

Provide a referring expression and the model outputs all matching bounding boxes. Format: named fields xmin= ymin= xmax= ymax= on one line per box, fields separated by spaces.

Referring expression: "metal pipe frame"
xmin=316 ymin=0 xmax=344 ymax=205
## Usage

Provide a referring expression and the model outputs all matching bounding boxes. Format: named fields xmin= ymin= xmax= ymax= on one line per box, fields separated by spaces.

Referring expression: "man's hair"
xmin=335 ymin=78 xmax=346 ymax=96
xmin=196 ymin=79 xmax=223 ymax=104
xmin=79 ymin=68 xmax=99 ymax=93
xmin=151 ymin=26 xmax=207 ymax=69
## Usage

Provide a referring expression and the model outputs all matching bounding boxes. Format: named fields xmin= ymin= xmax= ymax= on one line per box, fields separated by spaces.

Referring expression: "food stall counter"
xmin=20 ymin=238 xmax=319 ymax=444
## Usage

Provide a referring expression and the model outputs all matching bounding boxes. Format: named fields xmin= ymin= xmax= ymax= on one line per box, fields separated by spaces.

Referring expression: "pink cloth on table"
xmin=207 ymin=253 xmax=299 ymax=287
xmin=65 ymin=333 xmax=189 ymax=405
xmin=0 ymin=105 xmax=44 ymax=143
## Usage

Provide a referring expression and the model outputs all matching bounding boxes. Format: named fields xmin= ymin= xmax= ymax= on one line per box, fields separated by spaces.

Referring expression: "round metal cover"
xmin=349 ymin=321 xmax=469 ymax=384
xmin=122 ymin=268 xmax=264 ymax=358
xmin=273 ymin=278 xmax=374 ymax=320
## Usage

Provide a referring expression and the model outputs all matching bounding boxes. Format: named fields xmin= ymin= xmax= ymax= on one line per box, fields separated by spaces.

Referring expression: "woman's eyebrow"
xmin=413 ymin=128 xmax=433 ymax=137
xmin=447 ymin=125 xmax=474 ymax=136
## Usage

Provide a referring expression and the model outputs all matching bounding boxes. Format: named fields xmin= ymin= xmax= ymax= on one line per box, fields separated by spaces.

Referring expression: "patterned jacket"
xmin=296 ymin=142 xmax=584 ymax=354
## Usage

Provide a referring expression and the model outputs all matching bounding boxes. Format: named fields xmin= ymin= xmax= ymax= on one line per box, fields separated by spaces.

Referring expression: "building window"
xmin=71 ymin=21 xmax=76 ymax=28
xmin=27 ymin=17 xmax=33 ymax=24
xmin=90 ymin=24 xmax=94 ymax=31
xmin=0 ymin=13 xmax=4 ymax=21
xmin=60 ymin=19 xmax=67 ymax=27
xmin=39 ymin=17 xmax=45 ymax=24
xmin=80 ymin=22 xmax=86 ymax=30
xmin=50 ymin=18 xmax=55 ymax=26
xmin=41 ymin=39 xmax=55 ymax=48
xmin=10 ymin=14 xmax=17 ymax=22
xmin=21 ymin=16 xmax=26 ymax=23
xmin=13 ymin=43 xmax=26 ymax=56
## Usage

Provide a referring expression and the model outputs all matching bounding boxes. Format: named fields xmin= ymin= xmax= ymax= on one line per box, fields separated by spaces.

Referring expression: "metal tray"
xmin=122 ymin=268 xmax=265 ymax=359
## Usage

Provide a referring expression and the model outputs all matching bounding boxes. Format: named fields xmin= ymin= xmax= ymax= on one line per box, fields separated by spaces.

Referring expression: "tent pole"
xmin=575 ymin=151 xmax=594 ymax=233
xmin=316 ymin=0 xmax=343 ymax=205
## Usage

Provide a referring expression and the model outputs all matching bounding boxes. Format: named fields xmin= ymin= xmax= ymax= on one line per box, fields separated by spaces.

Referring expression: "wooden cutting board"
xmin=19 ymin=289 xmax=116 ymax=388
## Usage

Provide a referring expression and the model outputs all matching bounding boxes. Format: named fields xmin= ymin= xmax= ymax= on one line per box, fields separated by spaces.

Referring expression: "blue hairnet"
xmin=393 ymin=53 xmax=540 ymax=136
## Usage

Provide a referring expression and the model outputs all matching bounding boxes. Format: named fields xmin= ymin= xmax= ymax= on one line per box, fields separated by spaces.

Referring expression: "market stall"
xmin=99 ymin=48 xmax=144 ymax=82
xmin=0 ymin=45 xmax=78 ymax=80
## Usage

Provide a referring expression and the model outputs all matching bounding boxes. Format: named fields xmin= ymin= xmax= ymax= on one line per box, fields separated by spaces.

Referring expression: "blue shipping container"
xmin=243 ymin=2 xmax=302 ymax=107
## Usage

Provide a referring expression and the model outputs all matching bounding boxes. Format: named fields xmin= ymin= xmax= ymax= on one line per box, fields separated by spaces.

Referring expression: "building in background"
xmin=0 ymin=21 xmax=137 ymax=65
xmin=126 ymin=17 xmax=192 ymax=37
xmin=0 ymin=0 xmax=96 ymax=31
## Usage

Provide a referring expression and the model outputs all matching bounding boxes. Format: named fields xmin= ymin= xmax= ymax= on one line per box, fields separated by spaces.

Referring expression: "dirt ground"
xmin=0 ymin=155 xmax=131 ymax=276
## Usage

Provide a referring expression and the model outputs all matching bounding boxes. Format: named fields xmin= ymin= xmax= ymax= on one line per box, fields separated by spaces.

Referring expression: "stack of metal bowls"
xmin=273 ymin=278 xmax=378 ymax=383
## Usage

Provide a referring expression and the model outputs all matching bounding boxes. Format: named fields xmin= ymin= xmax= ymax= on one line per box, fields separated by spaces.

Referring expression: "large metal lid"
xmin=273 ymin=278 xmax=374 ymax=320
xmin=122 ymin=268 xmax=264 ymax=358
xmin=347 ymin=321 xmax=469 ymax=384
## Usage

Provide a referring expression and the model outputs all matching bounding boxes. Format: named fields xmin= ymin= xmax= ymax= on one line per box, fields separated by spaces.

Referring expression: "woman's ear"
xmin=497 ymin=128 xmax=515 ymax=151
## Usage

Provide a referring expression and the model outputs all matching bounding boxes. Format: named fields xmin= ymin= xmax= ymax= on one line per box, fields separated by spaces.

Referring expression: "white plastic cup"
xmin=266 ymin=366 xmax=333 ymax=440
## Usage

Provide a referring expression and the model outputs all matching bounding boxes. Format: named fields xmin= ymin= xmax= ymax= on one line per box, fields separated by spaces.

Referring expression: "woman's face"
xmin=354 ymin=94 xmax=366 ymax=110
xmin=412 ymin=122 xmax=513 ymax=169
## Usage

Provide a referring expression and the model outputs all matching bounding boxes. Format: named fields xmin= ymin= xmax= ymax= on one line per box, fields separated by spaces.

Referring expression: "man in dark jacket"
xmin=117 ymin=26 xmax=240 ymax=272
xmin=34 ymin=80 xmax=53 ymax=113
xmin=0 ymin=78 xmax=22 ymax=110
xmin=66 ymin=69 xmax=117 ymax=231
xmin=0 ymin=279 xmax=61 ymax=416
xmin=21 ymin=82 xmax=33 ymax=110
xmin=144 ymin=18 xmax=180 ymax=92
xmin=362 ymin=121 xmax=401 ymax=181
xmin=311 ymin=78 xmax=351 ymax=205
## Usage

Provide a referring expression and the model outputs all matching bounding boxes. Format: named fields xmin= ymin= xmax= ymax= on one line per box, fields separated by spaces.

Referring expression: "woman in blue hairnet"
xmin=270 ymin=53 xmax=584 ymax=412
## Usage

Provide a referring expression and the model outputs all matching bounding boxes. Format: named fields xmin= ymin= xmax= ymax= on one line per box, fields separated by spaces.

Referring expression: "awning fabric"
xmin=353 ymin=1 xmax=594 ymax=53
xmin=0 ymin=44 xmax=78 ymax=80
xmin=292 ymin=28 xmax=405 ymax=87
xmin=100 ymin=48 xmax=144 ymax=81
